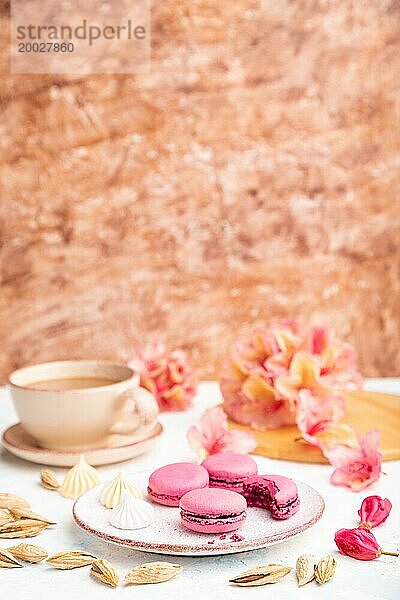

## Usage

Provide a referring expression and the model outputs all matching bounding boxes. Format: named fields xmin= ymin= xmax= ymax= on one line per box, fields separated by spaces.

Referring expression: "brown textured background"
xmin=0 ymin=0 xmax=399 ymax=382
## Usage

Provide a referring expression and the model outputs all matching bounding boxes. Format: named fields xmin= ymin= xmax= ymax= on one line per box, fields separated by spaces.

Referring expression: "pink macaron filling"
xmin=180 ymin=509 xmax=246 ymax=533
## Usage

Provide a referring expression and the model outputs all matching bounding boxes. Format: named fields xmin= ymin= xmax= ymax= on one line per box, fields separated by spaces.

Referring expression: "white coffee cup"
xmin=8 ymin=360 xmax=159 ymax=451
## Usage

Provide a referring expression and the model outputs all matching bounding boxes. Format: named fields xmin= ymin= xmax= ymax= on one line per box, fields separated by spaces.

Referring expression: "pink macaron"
xmin=201 ymin=452 xmax=258 ymax=493
xmin=242 ymin=474 xmax=300 ymax=519
xmin=148 ymin=462 xmax=209 ymax=506
xmin=180 ymin=487 xmax=247 ymax=533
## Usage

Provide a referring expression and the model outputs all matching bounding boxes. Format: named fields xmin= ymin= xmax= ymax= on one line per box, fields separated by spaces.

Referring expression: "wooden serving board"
xmin=228 ymin=390 xmax=400 ymax=463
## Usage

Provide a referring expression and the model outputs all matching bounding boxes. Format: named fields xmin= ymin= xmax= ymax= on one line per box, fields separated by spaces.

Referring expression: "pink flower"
xmin=311 ymin=326 xmax=363 ymax=390
xmin=335 ymin=527 xmax=398 ymax=560
xmin=187 ymin=406 xmax=257 ymax=461
xmin=223 ymin=374 xmax=296 ymax=431
xmin=128 ymin=343 xmax=198 ymax=412
xmin=220 ymin=322 xmax=305 ymax=431
xmin=313 ymin=422 xmax=358 ymax=456
xmin=358 ymin=496 xmax=392 ymax=529
xmin=220 ymin=321 xmax=362 ymax=431
xmin=327 ymin=429 xmax=382 ymax=491
xmin=278 ymin=352 xmax=347 ymax=448
xmin=296 ymin=388 xmax=356 ymax=453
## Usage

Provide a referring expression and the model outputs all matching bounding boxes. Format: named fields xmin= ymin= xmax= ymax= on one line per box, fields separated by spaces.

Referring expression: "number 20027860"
xmin=18 ymin=42 xmax=74 ymax=52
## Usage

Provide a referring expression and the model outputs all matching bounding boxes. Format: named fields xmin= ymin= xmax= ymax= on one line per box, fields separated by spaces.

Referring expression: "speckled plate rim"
xmin=1 ymin=422 xmax=163 ymax=467
xmin=72 ymin=479 xmax=325 ymax=556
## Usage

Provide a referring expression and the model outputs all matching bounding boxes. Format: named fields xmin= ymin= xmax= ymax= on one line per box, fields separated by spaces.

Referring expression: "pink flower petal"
xmin=327 ymin=429 xmax=382 ymax=491
xmin=219 ymin=430 xmax=257 ymax=455
xmin=186 ymin=406 xmax=256 ymax=459
xmin=360 ymin=429 xmax=380 ymax=459
xmin=314 ymin=423 xmax=358 ymax=455
xmin=311 ymin=326 xmax=328 ymax=355
xmin=199 ymin=406 xmax=229 ymax=446
xmin=327 ymin=444 xmax=363 ymax=468
xmin=296 ymin=387 xmax=346 ymax=449
xmin=186 ymin=425 xmax=208 ymax=462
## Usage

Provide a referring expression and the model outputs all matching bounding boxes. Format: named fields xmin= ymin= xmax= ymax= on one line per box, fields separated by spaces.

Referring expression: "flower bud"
xmin=334 ymin=527 xmax=398 ymax=561
xmin=358 ymin=495 xmax=392 ymax=529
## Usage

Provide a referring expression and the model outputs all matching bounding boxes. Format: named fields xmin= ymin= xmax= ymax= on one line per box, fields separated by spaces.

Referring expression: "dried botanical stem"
xmin=381 ymin=550 xmax=399 ymax=557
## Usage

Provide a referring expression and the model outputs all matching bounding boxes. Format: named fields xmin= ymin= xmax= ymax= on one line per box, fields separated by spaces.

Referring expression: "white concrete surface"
xmin=1 ymin=379 xmax=399 ymax=599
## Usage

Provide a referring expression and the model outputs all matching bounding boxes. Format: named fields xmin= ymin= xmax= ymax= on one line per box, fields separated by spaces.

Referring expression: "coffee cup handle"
xmin=109 ymin=386 xmax=159 ymax=436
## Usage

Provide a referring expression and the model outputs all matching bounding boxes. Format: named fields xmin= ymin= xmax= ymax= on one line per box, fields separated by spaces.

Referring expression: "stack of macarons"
xmin=147 ymin=452 xmax=300 ymax=534
xmin=201 ymin=452 xmax=258 ymax=493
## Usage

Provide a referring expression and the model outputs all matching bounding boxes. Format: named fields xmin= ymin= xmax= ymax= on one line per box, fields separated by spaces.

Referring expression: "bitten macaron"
xmin=201 ymin=451 xmax=258 ymax=493
xmin=179 ymin=487 xmax=247 ymax=533
xmin=148 ymin=462 xmax=209 ymax=506
xmin=242 ymin=474 xmax=300 ymax=519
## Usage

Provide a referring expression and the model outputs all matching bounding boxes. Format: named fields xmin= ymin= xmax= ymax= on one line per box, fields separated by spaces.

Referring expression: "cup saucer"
xmin=1 ymin=422 xmax=163 ymax=467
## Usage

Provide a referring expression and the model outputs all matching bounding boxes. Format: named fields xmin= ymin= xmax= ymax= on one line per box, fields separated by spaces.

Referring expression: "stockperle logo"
xmin=10 ymin=0 xmax=150 ymax=74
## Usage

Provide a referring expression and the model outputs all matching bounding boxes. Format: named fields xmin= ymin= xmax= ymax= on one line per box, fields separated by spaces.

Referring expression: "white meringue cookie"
xmin=109 ymin=492 xmax=154 ymax=530
xmin=100 ymin=472 xmax=143 ymax=509
xmin=60 ymin=455 xmax=100 ymax=499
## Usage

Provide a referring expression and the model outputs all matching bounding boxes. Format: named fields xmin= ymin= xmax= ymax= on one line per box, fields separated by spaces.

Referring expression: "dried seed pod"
xmin=230 ymin=564 xmax=292 ymax=587
xmin=91 ymin=558 xmax=119 ymax=587
xmin=0 ymin=509 xmax=13 ymax=526
xmin=0 ymin=549 xmax=23 ymax=568
xmin=0 ymin=493 xmax=30 ymax=510
xmin=315 ymin=555 xmax=336 ymax=584
xmin=47 ymin=551 xmax=97 ymax=570
xmin=0 ymin=519 xmax=49 ymax=539
xmin=7 ymin=543 xmax=48 ymax=563
xmin=9 ymin=507 xmax=56 ymax=525
xmin=40 ymin=469 xmax=60 ymax=490
xmin=125 ymin=562 xmax=183 ymax=585
xmin=296 ymin=553 xmax=315 ymax=586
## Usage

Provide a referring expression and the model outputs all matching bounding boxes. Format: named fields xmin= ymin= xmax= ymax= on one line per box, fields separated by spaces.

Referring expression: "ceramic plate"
xmin=2 ymin=423 xmax=163 ymax=467
xmin=73 ymin=472 xmax=325 ymax=556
